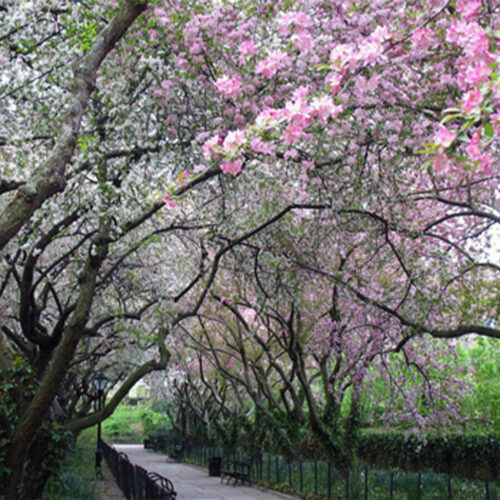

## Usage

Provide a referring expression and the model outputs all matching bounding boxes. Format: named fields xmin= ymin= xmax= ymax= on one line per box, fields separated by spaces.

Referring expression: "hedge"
xmin=357 ymin=432 xmax=499 ymax=481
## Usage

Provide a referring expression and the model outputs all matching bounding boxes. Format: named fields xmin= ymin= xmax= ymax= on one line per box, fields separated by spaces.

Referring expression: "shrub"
xmin=357 ymin=431 xmax=499 ymax=481
xmin=41 ymin=430 xmax=96 ymax=500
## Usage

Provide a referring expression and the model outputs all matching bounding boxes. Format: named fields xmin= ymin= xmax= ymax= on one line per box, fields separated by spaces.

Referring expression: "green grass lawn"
xmin=101 ymin=399 xmax=169 ymax=443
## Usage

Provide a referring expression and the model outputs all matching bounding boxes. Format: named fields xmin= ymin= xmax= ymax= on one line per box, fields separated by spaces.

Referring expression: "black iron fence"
xmin=179 ymin=445 xmax=498 ymax=500
xmin=102 ymin=441 xmax=176 ymax=499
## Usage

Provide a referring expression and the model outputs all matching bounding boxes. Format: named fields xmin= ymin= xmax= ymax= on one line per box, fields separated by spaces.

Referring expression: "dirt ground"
xmin=95 ymin=461 xmax=125 ymax=500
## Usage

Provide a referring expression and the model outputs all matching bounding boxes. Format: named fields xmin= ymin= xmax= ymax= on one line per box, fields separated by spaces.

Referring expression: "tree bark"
xmin=0 ymin=0 xmax=147 ymax=251
xmin=5 ymin=221 xmax=109 ymax=499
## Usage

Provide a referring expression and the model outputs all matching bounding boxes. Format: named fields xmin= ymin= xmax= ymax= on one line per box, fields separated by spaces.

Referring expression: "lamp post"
xmin=93 ymin=372 xmax=108 ymax=478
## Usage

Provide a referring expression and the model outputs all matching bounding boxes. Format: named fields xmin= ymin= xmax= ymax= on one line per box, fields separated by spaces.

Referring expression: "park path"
xmin=112 ymin=444 xmax=299 ymax=500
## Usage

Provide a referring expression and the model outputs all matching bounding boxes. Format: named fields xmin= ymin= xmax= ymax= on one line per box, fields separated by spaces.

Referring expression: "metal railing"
xmin=101 ymin=441 xmax=176 ymax=499
xmin=180 ymin=445 xmax=498 ymax=500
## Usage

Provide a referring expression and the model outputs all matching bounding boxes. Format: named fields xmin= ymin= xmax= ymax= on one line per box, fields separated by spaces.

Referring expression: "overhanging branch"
xmin=0 ymin=0 xmax=147 ymax=250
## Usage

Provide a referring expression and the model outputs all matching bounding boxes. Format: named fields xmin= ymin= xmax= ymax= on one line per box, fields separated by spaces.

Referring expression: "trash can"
xmin=208 ymin=456 xmax=222 ymax=476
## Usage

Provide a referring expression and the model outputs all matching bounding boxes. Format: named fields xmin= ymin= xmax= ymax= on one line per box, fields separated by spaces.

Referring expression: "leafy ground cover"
xmin=41 ymin=430 xmax=97 ymax=500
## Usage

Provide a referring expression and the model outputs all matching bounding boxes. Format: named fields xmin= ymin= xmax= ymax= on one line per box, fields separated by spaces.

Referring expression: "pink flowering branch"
xmin=346 ymin=283 xmax=500 ymax=340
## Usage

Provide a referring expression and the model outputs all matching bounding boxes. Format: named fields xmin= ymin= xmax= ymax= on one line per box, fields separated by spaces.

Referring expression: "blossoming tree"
xmin=0 ymin=0 xmax=499 ymax=497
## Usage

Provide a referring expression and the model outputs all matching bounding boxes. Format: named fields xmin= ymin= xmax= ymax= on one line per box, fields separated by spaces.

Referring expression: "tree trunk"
xmin=1 ymin=3 xmax=147 ymax=497
xmin=0 ymin=0 xmax=146 ymax=250
xmin=4 ymin=224 xmax=109 ymax=499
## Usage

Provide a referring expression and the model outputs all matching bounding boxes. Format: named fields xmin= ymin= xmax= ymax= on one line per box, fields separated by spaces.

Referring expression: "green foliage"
xmin=357 ymin=431 xmax=500 ymax=481
xmin=457 ymin=338 xmax=500 ymax=433
xmin=0 ymin=349 xmax=39 ymax=479
xmin=41 ymin=430 xmax=97 ymax=500
xmin=362 ymin=339 xmax=500 ymax=434
xmin=101 ymin=400 xmax=169 ymax=442
xmin=0 ymin=348 xmax=82 ymax=497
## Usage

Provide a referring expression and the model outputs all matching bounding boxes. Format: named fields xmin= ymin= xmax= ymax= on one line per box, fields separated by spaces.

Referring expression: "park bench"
xmin=170 ymin=439 xmax=185 ymax=461
xmin=220 ymin=454 xmax=260 ymax=486
xmin=147 ymin=471 xmax=177 ymax=499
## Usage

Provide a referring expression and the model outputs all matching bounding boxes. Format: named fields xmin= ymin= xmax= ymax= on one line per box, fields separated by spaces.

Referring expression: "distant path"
xmin=113 ymin=444 xmax=299 ymax=500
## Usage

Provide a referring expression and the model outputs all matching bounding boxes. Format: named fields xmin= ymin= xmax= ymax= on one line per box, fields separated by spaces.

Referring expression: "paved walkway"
xmin=113 ymin=444 xmax=298 ymax=500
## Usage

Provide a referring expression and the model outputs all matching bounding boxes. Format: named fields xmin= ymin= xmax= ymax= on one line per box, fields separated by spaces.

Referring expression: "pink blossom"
xmin=238 ymin=40 xmax=258 ymax=63
xmin=177 ymin=170 xmax=189 ymax=184
xmin=327 ymin=73 xmax=343 ymax=94
xmin=251 ymin=138 xmax=275 ymax=155
xmin=163 ymin=194 xmax=177 ymax=208
xmin=447 ymin=21 xmax=489 ymax=58
xmin=292 ymin=86 xmax=309 ymax=100
xmin=282 ymin=123 xmax=303 ymax=145
xmin=196 ymin=131 xmax=211 ymax=143
xmin=370 ymin=26 xmax=391 ymax=43
xmin=358 ymin=40 xmax=384 ymax=64
xmin=193 ymin=164 xmax=207 ymax=173
xmin=445 ymin=21 xmax=467 ymax=45
xmin=284 ymin=95 xmax=309 ymax=116
xmin=465 ymin=131 xmax=481 ymax=159
xmin=463 ymin=61 xmax=491 ymax=86
xmin=411 ymin=28 xmax=435 ymax=49
xmin=223 ymin=130 xmax=245 ymax=153
xmin=282 ymin=113 xmax=313 ymax=145
xmin=309 ymin=95 xmax=342 ymax=122
xmin=153 ymin=7 xmax=170 ymax=26
xmin=255 ymin=107 xmax=283 ymax=128
xmin=292 ymin=31 xmax=313 ymax=52
xmin=202 ymin=136 xmax=222 ymax=160
xmin=434 ymin=127 xmax=456 ymax=149
xmin=462 ymin=89 xmax=483 ymax=113
xmin=154 ymin=7 xmax=166 ymax=16
xmin=476 ymin=153 xmax=494 ymax=175
xmin=220 ymin=159 xmax=243 ymax=175
xmin=176 ymin=55 xmax=190 ymax=70
xmin=148 ymin=29 xmax=159 ymax=41
xmin=255 ymin=50 xmax=290 ymax=79
xmin=432 ymin=154 xmax=452 ymax=174
xmin=281 ymin=96 xmax=313 ymax=144
xmin=330 ymin=43 xmax=358 ymax=68
xmin=465 ymin=28 xmax=490 ymax=58
xmin=215 ymin=75 xmax=242 ymax=99
xmin=153 ymin=79 xmax=172 ymax=99
xmin=456 ymin=0 xmax=481 ymax=20
xmin=190 ymin=42 xmax=205 ymax=55
xmin=277 ymin=11 xmax=312 ymax=34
